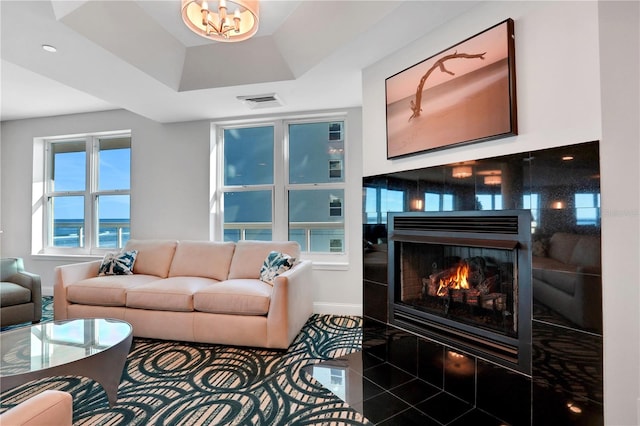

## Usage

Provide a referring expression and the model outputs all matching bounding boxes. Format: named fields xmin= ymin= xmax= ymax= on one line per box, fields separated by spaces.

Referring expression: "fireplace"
xmin=388 ymin=210 xmax=532 ymax=374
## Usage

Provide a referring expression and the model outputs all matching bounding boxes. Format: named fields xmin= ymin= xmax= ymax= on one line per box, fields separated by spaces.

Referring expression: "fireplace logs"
xmin=423 ymin=257 xmax=507 ymax=312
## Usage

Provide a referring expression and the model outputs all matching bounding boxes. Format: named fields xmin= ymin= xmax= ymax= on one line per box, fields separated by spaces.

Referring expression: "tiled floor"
xmin=307 ymin=319 xmax=604 ymax=425
xmin=308 ymin=349 xmax=507 ymax=425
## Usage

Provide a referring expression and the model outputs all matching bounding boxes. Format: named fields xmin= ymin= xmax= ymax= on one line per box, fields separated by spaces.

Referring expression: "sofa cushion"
xmin=228 ymin=240 xmax=301 ymax=280
xmin=531 ymin=238 xmax=549 ymax=257
xmin=535 ymin=268 xmax=579 ymax=296
xmin=168 ymin=241 xmax=235 ymax=281
xmin=66 ymin=275 xmax=160 ymax=307
xmin=123 ymin=239 xmax=177 ymax=278
xmin=0 ymin=282 xmax=31 ymax=306
xmin=126 ymin=277 xmax=218 ymax=312
xmin=259 ymin=251 xmax=298 ymax=285
xmin=548 ymin=233 xmax=581 ymax=264
xmin=194 ymin=279 xmax=272 ymax=316
xmin=98 ymin=250 xmax=138 ymax=276
xmin=569 ymin=235 xmax=601 ymax=268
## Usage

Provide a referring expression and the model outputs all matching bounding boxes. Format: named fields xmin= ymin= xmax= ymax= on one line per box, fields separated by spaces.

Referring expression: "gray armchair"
xmin=1 ymin=257 xmax=42 ymax=327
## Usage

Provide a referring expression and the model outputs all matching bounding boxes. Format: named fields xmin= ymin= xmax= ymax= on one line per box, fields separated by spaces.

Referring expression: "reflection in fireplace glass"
xmin=398 ymin=241 xmax=517 ymax=337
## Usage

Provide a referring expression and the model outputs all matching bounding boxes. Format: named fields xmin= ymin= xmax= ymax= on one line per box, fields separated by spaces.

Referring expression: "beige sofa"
xmin=532 ymin=232 xmax=602 ymax=331
xmin=54 ymin=239 xmax=313 ymax=349
xmin=0 ymin=390 xmax=73 ymax=426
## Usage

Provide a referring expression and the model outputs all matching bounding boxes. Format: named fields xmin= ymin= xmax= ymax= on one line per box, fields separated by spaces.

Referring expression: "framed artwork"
xmin=385 ymin=19 xmax=517 ymax=159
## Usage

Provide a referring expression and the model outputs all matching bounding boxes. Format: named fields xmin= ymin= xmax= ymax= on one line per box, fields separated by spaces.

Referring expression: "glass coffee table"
xmin=0 ymin=318 xmax=132 ymax=407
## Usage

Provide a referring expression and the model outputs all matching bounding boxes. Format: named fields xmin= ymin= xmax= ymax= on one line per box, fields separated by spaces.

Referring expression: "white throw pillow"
xmin=98 ymin=250 xmax=138 ymax=276
xmin=259 ymin=251 xmax=297 ymax=285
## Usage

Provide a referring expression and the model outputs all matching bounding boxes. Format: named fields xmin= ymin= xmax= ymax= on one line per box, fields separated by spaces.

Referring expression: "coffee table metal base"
xmin=1 ymin=320 xmax=133 ymax=407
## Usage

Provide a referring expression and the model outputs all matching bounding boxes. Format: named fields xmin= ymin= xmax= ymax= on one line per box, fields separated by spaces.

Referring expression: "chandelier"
xmin=452 ymin=166 xmax=473 ymax=179
xmin=484 ymin=175 xmax=502 ymax=186
xmin=181 ymin=0 xmax=259 ymax=42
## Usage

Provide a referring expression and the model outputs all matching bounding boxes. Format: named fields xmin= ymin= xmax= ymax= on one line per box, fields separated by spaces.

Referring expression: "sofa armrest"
xmin=267 ymin=260 xmax=313 ymax=348
xmin=577 ymin=265 xmax=601 ymax=276
xmin=10 ymin=271 xmax=42 ymax=322
xmin=54 ymin=260 xmax=101 ymax=320
xmin=8 ymin=270 xmax=40 ymax=291
xmin=0 ymin=390 xmax=73 ymax=426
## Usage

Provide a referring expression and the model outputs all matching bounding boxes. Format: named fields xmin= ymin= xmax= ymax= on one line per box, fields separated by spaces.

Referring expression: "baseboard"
xmin=313 ymin=302 xmax=362 ymax=316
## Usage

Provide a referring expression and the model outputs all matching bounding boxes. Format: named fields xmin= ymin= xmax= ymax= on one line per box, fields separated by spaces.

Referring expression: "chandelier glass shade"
xmin=181 ymin=0 xmax=259 ymax=42
xmin=452 ymin=166 xmax=473 ymax=179
xmin=483 ymin=175 xmax=502 ymax=185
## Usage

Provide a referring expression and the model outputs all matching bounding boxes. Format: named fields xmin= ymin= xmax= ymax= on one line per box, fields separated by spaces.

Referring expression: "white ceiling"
xmin=0 ymin=0 xmax=480 ymax=123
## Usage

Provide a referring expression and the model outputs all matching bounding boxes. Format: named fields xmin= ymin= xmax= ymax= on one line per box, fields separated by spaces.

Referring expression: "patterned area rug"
xmin=1 ymin=298 xmax=369 ymax=425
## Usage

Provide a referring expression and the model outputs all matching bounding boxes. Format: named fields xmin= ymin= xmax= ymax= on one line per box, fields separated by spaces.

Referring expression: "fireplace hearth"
xmin=388 ymin=210 xmax=532 ymax=374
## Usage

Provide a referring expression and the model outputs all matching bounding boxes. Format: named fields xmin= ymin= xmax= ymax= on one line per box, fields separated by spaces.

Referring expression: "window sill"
xmin=31 ymin=253 xmax=102 ymax=262
xmin=311 ymin=262 xmax=349 ymax=271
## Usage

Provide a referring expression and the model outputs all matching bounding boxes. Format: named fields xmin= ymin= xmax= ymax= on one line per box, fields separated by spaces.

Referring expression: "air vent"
xmin=236 ymin=93 xmax=283 ymax=109
xmin=393 ymin=215 xmax=519 ymax=234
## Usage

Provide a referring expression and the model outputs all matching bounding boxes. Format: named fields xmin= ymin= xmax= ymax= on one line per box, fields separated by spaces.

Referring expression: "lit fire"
xmin=436 ymin=262 xmax=470 ymax=296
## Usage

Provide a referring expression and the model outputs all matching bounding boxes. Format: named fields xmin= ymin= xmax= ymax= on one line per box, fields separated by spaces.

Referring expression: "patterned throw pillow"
xmin=98 ymin=250 xmax=138 ymax=276
xmin=259 ymin=251 xmax=298 ymax=285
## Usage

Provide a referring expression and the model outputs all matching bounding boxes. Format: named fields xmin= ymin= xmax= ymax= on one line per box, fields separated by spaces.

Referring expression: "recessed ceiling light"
xmin=562 ymin=155 xmax=574 ymax=161
xmin=42 ymin=44 xmax=57 ymax=53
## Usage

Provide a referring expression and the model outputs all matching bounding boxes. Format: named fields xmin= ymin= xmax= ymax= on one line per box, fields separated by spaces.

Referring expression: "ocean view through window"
xmin=53 ymin=218 xmax=130 ymax=248
xmin=42 ymin=132 xmax=131 ymax=254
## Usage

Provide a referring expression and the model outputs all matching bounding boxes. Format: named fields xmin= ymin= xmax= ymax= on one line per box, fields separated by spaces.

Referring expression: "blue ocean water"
xmin=54 ymin=219 xmax=130 ymax=248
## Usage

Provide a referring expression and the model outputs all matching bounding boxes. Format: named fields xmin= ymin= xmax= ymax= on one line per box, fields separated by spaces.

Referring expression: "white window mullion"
xmin=214 ymin=124 xmax=225 ymax=241
xmin=85 ymin=137 xmax=97 ymax=250
xmin=274 ymin=120 xmax=287 ymax=241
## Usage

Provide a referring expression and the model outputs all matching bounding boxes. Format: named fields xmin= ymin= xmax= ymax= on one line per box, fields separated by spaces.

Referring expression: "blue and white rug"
xmin=1 ymin=298 xmax=368 ymax=425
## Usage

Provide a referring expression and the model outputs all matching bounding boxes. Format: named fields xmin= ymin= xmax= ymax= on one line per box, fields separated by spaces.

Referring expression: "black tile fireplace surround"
xmin=363 ymin=141 xmax=603 ymax=425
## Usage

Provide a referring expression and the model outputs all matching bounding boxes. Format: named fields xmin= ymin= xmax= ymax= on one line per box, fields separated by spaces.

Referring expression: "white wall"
xmin=0 ymin=107 xmax=365 ymax=315
xmin=362 ymin=1 xmax=639 ymax=424
xmin=363 ymin=1 xmax=601 ymax=176
xmin=598 ymin=1 xmax=640 ymax=424
xmin=1 ymin=110 xmax=211 ymax=292
xmin=310 ymin=108 xmax=364 ymax=316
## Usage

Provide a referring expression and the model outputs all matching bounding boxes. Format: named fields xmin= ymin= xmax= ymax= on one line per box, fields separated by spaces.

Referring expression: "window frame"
xmin=42 ymin=132 xmax=131 ymax=256
xmin=214 ymin=113 xmax=349 ymax=262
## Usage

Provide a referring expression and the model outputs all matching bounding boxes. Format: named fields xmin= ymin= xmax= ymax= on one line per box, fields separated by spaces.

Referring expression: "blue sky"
xmin=55 ymin=148 xmax=130 ymax=219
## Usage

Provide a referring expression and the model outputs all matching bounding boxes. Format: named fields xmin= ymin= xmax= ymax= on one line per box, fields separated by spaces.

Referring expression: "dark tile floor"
xmin=306 ymin=320 xmax=604 ymax=425
xmin=308 ymin=349 xmax=506 ymax=425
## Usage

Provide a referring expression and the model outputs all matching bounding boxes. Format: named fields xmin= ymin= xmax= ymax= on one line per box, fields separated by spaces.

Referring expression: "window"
xmin=43 ymin=133 xmax=131 ymax=254
xmin=575 ymin=193 xmax=600 ymax=226
xmin=424 ymin=192 xmax=454 ymax=212
xmin=476 ymin=194 xmax=503 ymax=210
xmin=523 ymin=193 xmax=540 ymax=232
xmin=364 ymin=187 xmax=404 ymax=224
xmin=218 ymin=117 xmax=347 ymax=255
xmin=222 ymin=125 xmax=274 ymax=242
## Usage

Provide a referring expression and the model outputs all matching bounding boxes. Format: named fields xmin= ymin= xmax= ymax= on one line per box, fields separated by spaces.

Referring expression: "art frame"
xmin=385 ymin=19 xmax=517 ymax=159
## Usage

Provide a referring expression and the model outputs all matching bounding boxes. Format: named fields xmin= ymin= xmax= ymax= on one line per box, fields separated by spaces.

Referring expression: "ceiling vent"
xmin=236 ymin=93 xmax=283 ymax=109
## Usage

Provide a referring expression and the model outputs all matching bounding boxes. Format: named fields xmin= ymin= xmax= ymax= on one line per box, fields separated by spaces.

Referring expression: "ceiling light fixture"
xmin=484 ymin=175 xmax=502 ymax=186
xmin=42 ymin=44 xmax=57 ymax=53
xmin=181 ymin=0 xmax=259 ymax=42
xmin=452 ymin=166 xmax=473 ymax=179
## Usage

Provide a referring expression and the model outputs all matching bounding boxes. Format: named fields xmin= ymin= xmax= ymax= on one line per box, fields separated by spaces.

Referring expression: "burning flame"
xmin=437 ymin=262 xmax=470 ymax=296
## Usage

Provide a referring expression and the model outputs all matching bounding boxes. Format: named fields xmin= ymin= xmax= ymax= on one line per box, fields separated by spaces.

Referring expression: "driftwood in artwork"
xmin=408 ymin=51 xmax=486 ymax=121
